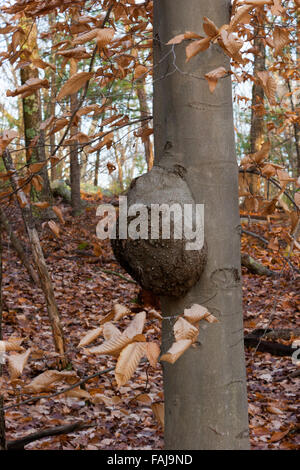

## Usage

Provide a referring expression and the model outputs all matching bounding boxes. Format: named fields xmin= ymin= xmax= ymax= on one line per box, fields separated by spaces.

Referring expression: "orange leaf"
xmin=57 ymin=72 xmax=94 ymax=101
xmin=185 ymin=37 xmax=210 ymax=62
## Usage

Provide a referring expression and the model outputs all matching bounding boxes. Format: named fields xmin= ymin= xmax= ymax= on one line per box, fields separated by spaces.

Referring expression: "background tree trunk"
xmin=69 ymin=59 xmax=81 ymax=215
xmin=153 ymin=0 xmax=250 ymax=450
xmin=136 ymin=77 xmax=154 ymax=171
xmin=20 ymin=20 xmax=52 ymax=204
xmin=243 ymin=28 xmax=266 ymax=210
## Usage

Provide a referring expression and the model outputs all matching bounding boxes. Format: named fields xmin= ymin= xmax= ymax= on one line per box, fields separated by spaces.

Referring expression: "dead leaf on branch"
xmin=78 ymin=327 xmax=103 ymax=348
xmin=167 ymin=31 xmax=203 ymax=45
xmin=186 ymin=37 xmax=211 ymax=62
xmin=160 ymin=339 xmax=193 ymax=364
xmin=0 ymin=337 xmax=24 ymax=352
xmin=115 ymin=342 xmax=146 ymax=387
xmin=6 ymin=78 xmax=49 ymax=98
xmin=57 ymin=71 xmax=94 ymax=101
xmin=113 ymin=303 xmax=131 ymax=321
xmin=174 ymin=317 xmax=199 ymax=342
xmin=23 ymin=370 xmax=78 ymax=394
xmin=134 ymin=64 xmax=148 ymax=80
xmin=48 ymin=220 xmax=60 ymax=238
xmin=103 ymin=322 xmax=122 ymax=341
xmin=251 ymin=141 xmax=271 ymax=164
xmin=273 ymin=26 xmax=290 ymax=56
xmin=96 ymin=28 xmax=115 ymax=48
xmin=219 ymin=30 xmax=244 ymax=64
xmin=7 ymin=349 xmax=31 ymax=380
xmin=151 ymin=402 xmax=164 ymax=429
xmin=257 ymin=71 xmax=277 ymax=106
xmin=202 ymin=17 xmax=219 ymax=38
xmin=72 ymin=29 xmax=101 ymax=45
xmin=229 ymin=5 xmax=253 ymax=32
xmin=145 ymin=342 xmax=160 ymax=368
xmin=244 ymin=0 xmax=273 ymax=6
xmin=205 ymin=66 xmax=227 ymax=93
xmin=183 ymin=304 xmax=218 ymax=324
xmin=0 ymin=130 xmax=18 ymax=153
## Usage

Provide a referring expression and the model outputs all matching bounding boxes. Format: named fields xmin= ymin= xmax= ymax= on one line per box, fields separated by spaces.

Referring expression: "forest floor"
xmin=1 ymin=194 xmax=299 ymax=450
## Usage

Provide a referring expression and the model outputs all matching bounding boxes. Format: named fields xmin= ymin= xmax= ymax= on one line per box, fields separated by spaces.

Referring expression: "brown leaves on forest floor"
xmin=0 ymin=201 xmax=299 ymax=450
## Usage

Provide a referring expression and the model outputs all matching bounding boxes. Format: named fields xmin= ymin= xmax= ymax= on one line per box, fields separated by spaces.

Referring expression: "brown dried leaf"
xmin=52 ymin=206 xmax=64 ymax=224
xmin=7 ymin=349 xmax=31 ymax=380
xmin=72 ymin=29 xmax=100 ymax=45
xmin=257 ymin=71 xmax=277 ymax=105
xmin=103 ymin=322 xmax=121 ymax=341
xmin=78 ymin=327 xmax=103 ymax=347
xmin=167 ymin=31 xmax=203 ymax=45
xmin=57 ymin=72 xmax=93 ymax=101
xmin=173 ymin=317 xmax=199 ymax=342
xmin=186 ymin=37 xmax=211 ymax=62
xmin=183 ymin=304 xmax=210 ymax=323
xmin=115 ymin=342 xmax=146 ymax=387
xmin=24 ymin=370 xmax=78 ymax=393
xmin=229 ymin=5 xmax=252 ymax=31
xmin=96 ymin=28 xmax=115 ymax=48
xmin=273 ymin=26 xmax=290 ymax=56
xmin=48 ymin=220 xmax=60 ymax=238
xmin=203 ymin=17 xmax=219 ymax=38
xmin=145 ymin=342 xmax=160 ymax=368
xmin=0 ymin=338 xmax=24 ymax=352
xmin=205 ymin=66 xmax=227 ymax=93
xmin=134 ymin=64 xmax=148 ymax=80
xmin=86 ymin=332 xmax=131 ymax=356
xmin=151 ymin=402 xmax=164 ymax=428
xmin=123 ymin=312 xmax=146 ymax=339
xmin=252 ymin=141 xmax=271 ymax=164
xmin=63 ymin=387 xmax=91 ymax=400
xmin=160 ymin=339 xmax=193 ymax=364
xmin=113 ymin=303 xmax=131 ymax=321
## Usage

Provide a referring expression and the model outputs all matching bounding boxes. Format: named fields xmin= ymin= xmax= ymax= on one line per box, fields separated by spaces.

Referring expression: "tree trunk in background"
xmin=296 ymin=12 xmax=300 ymax=176
xmin=154 ymin=0 xmax=249 ymax=449
xmin=0 ymin=208 xmax=39 ymax=284
xmin=20 ymin=20 xmax=52 ymax=204
xmin=243 ymin=28 xmax=266 ymax=210
xmin=94 ymin=149 xmax=100 ymax=187
xmin=136 ymin=77 xmax=154 ymax=171
xmin=250 ymin=35 xmax=266 ymax=154
xmin=69 ymin=59 xmax=81 ymax=214
xmin=50 ymin=70 xmax=58 ymax=181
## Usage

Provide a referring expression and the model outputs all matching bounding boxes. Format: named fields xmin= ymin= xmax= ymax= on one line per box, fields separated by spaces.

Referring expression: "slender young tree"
xmin=20 ymin=19 xmax=52 ymax=203
xmin=153 ymin=0 xmax=250 ymax=449
xmin=69 ymin=59 xmax=81 ymax=215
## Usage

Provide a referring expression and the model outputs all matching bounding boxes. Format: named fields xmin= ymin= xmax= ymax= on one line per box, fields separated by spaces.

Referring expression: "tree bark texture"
xmin=153 ymin=0 xmax=250 ymax=450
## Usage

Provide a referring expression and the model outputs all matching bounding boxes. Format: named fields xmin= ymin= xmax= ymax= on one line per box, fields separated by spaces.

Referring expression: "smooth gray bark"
xmin=153 ymin=0 xmax=250 ymax=449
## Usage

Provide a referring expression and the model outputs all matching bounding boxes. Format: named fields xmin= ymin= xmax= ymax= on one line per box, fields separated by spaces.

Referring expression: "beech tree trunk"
xmin=153 ymin=0 xmax=249 ymax=449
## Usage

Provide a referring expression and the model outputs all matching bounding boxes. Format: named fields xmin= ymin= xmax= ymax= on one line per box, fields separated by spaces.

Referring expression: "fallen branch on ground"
xmin=241 ymin=253 xmax=277 ymax=277
xmin=244 ymin=333 xmax=295 ymax=356
xmin=7 ymin=421 xmax=93 ymax=450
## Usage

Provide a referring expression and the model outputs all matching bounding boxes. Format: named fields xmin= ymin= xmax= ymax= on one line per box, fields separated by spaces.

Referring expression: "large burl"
xmin=111 ymin=166 xmax=207 ymax=297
